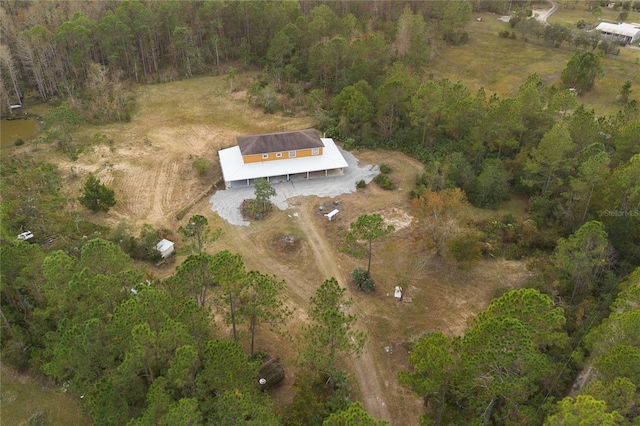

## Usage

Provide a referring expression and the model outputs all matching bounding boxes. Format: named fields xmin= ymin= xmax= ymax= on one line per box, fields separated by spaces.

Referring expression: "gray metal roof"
xmin=595 ymin=22 xmax=640 ymax=38
xmin=237 ymin=129 xmax=324 ymax=155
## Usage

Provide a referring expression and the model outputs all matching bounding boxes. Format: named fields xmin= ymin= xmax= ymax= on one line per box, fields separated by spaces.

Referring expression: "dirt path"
xmin=569 ymin=364 xmax=593 ymax=397
xmin=295 ymin=201 xmax=392 ymax=422
xmin=534 ymin=0 xmax=559 ymax=24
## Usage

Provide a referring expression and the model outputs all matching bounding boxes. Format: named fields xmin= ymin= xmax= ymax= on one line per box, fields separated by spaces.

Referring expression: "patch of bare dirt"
xmin=270 ymin=233 xmax=304 ymax=256
xmin=380 ymin=207 xmax=414 ymax=231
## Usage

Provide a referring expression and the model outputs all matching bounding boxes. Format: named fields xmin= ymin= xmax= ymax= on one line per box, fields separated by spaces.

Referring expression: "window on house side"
xmin=276 ymin=152 xmax=282 ymax=157
xmin=312 ymin=148 xmax=320 ymax=155
xmin=262 ymin=154 xmax=269 ymax=159
xmin=289 ymin=151 xmax=296 ymax=158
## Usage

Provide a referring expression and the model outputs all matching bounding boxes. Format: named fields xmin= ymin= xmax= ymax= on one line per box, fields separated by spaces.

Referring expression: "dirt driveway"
xmin=204 ymin=149 xmax=531 ymax=425
xmin=295 ymin=199 xmax=392 ymax=421
xmin=533 ymin=0 xmax=559 ymax=24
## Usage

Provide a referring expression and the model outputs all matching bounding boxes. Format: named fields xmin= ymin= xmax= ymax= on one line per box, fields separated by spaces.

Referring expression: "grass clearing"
xmin=549 ymin=2 xmax=640 ymax=26
xmin=1 ymin=364 xmax=90 ymax=426
xmin=428 ymin=8 xmax=640 ymax=115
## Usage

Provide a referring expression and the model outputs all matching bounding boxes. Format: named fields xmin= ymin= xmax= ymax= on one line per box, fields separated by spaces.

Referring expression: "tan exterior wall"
xmin=242 ymin=147 xmax=323 ymax=163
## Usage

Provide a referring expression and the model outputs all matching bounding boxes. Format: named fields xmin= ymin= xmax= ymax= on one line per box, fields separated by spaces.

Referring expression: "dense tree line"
xmin=401 ymin=288 xmax=570 ymax=425
xmin=0 ymin=233 xmax=373 ymax=424
xmin=1 ymin=0 xmax=630 ymax=117
xmin=1 ymin=0 xmax=481 ymax=115
xmin=402 ymin=269 xmax=640 ymax=425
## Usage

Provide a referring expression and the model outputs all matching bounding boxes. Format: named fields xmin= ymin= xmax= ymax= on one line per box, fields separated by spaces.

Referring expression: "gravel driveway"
xmin=210 ymin=147 xmax=380 ymax=226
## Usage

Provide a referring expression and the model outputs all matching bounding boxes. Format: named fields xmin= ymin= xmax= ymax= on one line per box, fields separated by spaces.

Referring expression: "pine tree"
xmin=79 ymin=174 xmax=116 ymax=213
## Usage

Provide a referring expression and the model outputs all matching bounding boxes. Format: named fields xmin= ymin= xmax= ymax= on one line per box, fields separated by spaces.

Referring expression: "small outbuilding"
xmin=155 ymin=239 xmax=175 ymax=259
xmin=595 ymin=22 xmax=640 ymax=45
xmin=394 ymin=286 xmax=403 ymax=300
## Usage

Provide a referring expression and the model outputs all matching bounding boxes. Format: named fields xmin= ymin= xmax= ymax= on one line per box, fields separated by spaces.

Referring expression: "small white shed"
xmin=394 ymin=286 xmax=403 ymax=300
xmin=155 ymin=239 xmax=175 ymax=259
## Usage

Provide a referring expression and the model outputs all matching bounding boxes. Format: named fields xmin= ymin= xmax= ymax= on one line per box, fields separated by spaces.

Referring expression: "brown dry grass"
xmin=13 ymin=75 xmax=533 ymax=425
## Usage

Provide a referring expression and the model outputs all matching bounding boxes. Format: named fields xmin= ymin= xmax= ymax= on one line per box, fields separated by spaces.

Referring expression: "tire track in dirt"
xmin=116 ymin=165 xmax=153 ymax=218
xmin=295 ymin=201 xmax=392 ymax=422
xmin=146 ymin=155 xmax=182 ymax=221
xmin=161 ymin=161 xmax=180 ymax=215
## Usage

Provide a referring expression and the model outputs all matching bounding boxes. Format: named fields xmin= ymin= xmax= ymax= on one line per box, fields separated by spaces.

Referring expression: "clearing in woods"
xmin=13 ymin=75 xmax=531 ymax=425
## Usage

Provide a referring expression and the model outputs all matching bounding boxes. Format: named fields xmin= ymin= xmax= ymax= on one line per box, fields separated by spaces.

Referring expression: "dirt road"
xmin=295 ymin=201 xmax=392 ymax=422
xmin=533 ymin=0 xmax=559 ymax=24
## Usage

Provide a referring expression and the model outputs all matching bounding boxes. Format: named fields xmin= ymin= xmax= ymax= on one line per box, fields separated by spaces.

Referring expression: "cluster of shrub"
xmin=111 ymin=222 xmax=167 ymax=262
xmin=374 ymin=163 xmax=394 ymax=190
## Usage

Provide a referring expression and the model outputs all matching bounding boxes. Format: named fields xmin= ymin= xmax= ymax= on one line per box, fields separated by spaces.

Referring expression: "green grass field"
xmin=548 ymin=2 xmax=640 ymax=26
xmin=1 ymin=364 xmax=90 ymax=425
xmin=427 ymin=3 xmax=640 ymax=116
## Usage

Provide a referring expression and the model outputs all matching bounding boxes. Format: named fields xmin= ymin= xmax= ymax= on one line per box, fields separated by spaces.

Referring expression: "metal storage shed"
xmin=155 ymin=239 xmax=175 ymax=259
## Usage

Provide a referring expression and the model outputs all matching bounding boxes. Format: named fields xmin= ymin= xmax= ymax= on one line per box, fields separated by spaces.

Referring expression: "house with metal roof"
xmin=595 ymin=22 xmax=640 ymax=45
xmin=218 ymin=129 xmax=349 ymax=188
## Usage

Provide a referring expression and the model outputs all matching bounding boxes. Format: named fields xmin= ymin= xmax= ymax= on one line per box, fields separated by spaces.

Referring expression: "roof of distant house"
xmin=237 ymin=129 xmax=324 ymax=156
xmin=595 ymin=22 xmax=640 ymax=38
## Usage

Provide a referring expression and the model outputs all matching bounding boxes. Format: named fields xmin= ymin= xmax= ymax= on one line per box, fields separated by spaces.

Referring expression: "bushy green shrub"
xmin=374 ymin=174 xmax=394 ymax=190
xmin=356 ymin=179 xmax=367 ymax=189
xmin=447 ymin=231 xmax=482 ymax=267
xmin=352 ymin=268 xmax=376 ymax=292
xmin=379 ymin=163 xmax=392 ymax=174
xmin=192 ymin=157 xmax=211 ymax=175
xmin=111 ymin=222 xmax=163 ymax=262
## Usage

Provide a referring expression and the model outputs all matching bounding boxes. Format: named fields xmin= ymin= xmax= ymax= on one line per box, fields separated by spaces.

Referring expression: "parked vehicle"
xmin=17 ymin=230 xmax=34 ymax=242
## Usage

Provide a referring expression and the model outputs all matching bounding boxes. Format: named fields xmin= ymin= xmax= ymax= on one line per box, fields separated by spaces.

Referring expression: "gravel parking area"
xmin=210 ymin=148 xmax=379 ymax=226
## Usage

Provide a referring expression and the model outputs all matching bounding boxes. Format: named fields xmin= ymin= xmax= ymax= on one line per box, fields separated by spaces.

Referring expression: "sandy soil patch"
xmin=381 ymin=207 xmax=414 ymax=231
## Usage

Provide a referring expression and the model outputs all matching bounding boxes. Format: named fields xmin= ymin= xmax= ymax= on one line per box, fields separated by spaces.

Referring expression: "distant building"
xmin=218 ymin=129 xmax=349 ymax=189
xmin=595 ymin=22 xmax=640 ymax=45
